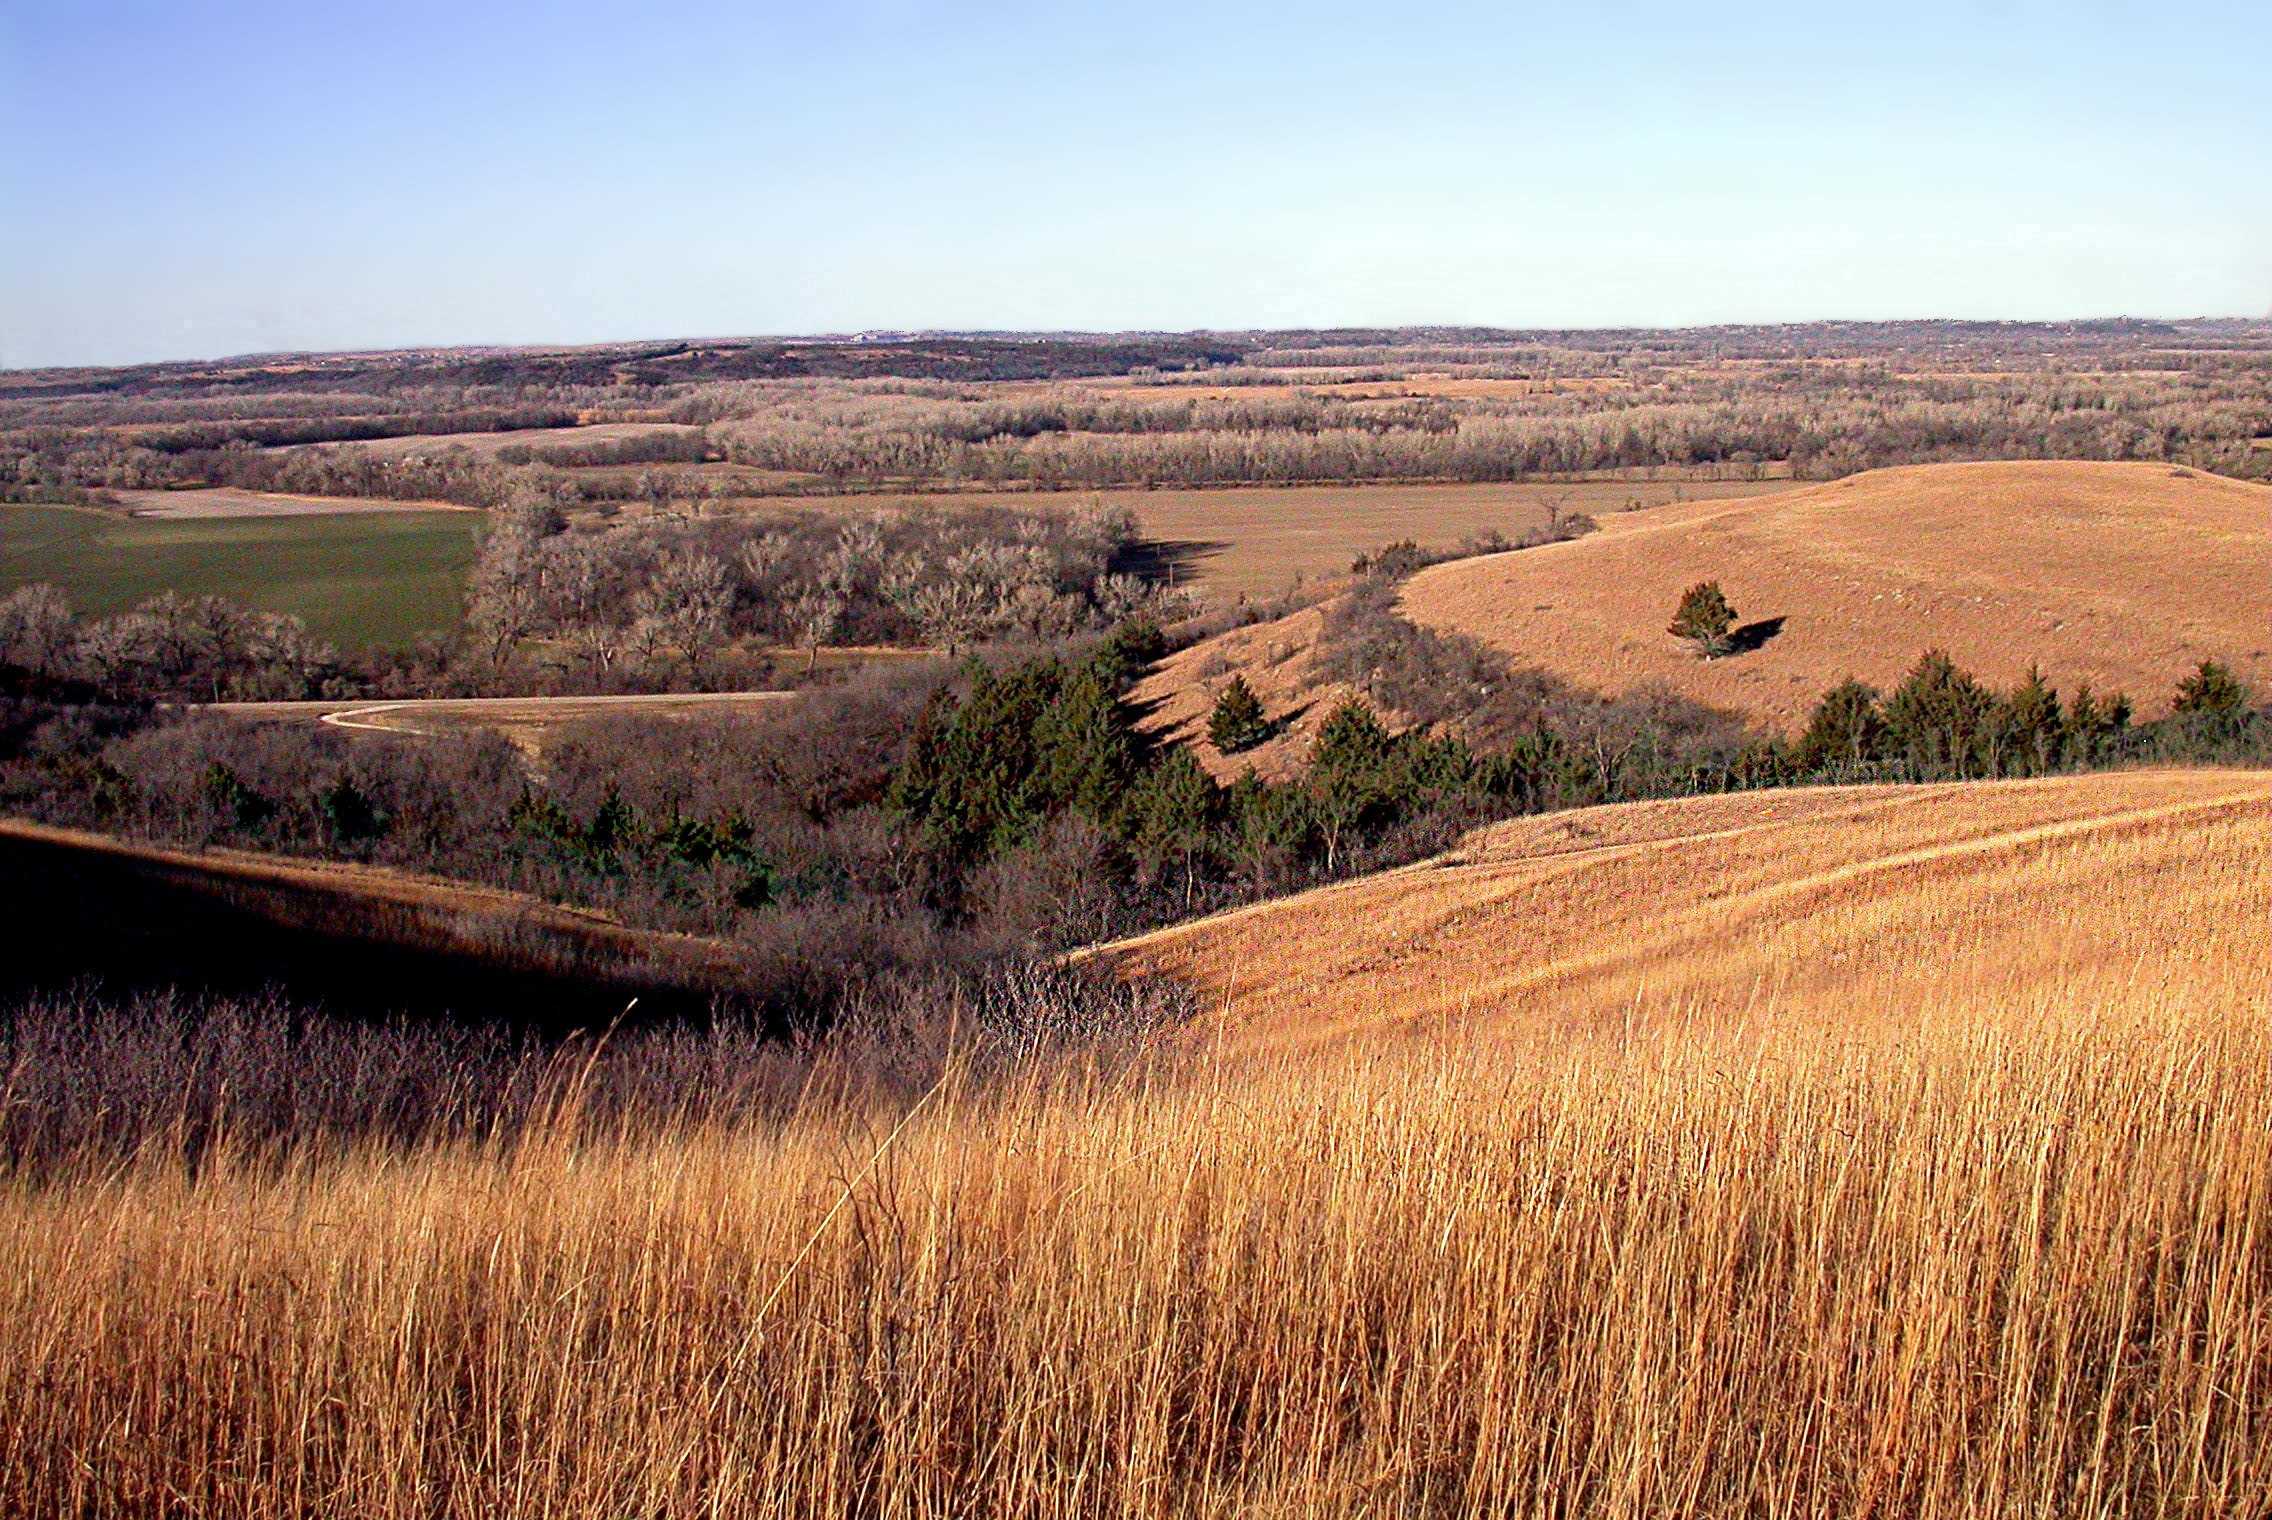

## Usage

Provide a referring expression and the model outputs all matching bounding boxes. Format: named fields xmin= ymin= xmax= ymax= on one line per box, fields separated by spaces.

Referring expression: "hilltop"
xmin=1400 ymin=460 xmax=2272 ymax=730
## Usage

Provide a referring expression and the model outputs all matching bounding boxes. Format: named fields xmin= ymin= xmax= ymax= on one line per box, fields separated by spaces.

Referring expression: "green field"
xmin=0 ymin=506 xmax=478 ymax=648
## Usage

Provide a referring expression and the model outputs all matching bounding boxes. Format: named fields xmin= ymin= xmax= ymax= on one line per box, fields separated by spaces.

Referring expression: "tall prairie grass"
xmin=5 ymin=953 xmax=2267 ymax=1517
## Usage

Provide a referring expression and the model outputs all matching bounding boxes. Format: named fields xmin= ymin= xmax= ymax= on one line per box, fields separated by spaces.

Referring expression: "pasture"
xmin=0 ymin=503 xmax=477 ymax=647
xmin=1092 ymin=767 xmax=2272 ymax=1048
xmin=1141 ymin=460 xmax=2272 ymax=764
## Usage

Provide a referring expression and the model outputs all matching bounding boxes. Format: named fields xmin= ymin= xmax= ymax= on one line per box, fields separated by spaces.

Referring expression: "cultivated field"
xmin=297 ymin=420 xmax=704 ymax=459
xmin=816 ymin=478 xmax=1797 ymax=601
xmin=110 ymin=487 xmax=477 ymax=519
xmin=7 ymin=768 xmax=2270 ymax=1515
xmin=1 ymin=503 xmax=477 ymax=647
xmin=1399 ymin=460 xmax=2272 ymax=729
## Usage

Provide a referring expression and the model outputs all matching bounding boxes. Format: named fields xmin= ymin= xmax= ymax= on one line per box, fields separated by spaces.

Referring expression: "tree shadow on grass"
xmin=1726 ymin=615 xmax=1787 ymax=656
xmin=1112 ymin=538 xmax=1228 ymax=589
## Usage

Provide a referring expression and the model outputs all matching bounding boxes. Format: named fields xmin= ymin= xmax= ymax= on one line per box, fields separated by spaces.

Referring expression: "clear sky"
xmin=3 ymin=0 xmax=2267 ymax=368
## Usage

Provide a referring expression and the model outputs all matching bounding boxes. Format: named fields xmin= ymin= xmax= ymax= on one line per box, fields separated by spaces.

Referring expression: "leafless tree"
xmin=0 ymin=584 xmax=75 ymax=683
xmin=640 ymin=551 xmax=733 ymax=681
xmin=786 ymin=581 xmax=846 ymax=673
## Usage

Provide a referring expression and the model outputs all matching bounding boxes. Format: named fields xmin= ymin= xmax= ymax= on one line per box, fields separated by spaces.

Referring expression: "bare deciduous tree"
xmin=0 ymin=584 xmax=76 ymax=683
xmin=640 ymin=551 xmax=734 ymax=681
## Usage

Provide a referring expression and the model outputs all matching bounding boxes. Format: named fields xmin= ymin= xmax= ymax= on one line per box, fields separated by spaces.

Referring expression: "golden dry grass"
xmin=1397 ymin=460 xmax=2272 ymax=730
xmin=1091 ymin=768 xmax=2272 ymax=1053
xmin=8 ymin=768 xmax=2272 ymax=1515
xmin=1130 ymin=601 xmax=1355 ymax=782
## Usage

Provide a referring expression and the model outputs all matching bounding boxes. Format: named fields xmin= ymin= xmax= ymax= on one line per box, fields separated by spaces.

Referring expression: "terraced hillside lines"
xmin=1090 ymin=769 xmax=2272 ymax=1053
xmin=1398 ymin=460 xmax=2272 ymax=730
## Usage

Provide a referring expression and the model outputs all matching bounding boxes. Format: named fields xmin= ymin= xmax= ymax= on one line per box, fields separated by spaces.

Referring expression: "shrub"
xmin=1882 ymin=650 xmax=1998 ymax=777
xmin=1995 ymin=667 xmax=2066 ymax=776
xmin=2061 ymin=685 xmax=2133 ymax=766
xmin=1350 ymin=539 xmax=1431 ymax=578
xmin=316 ymin=779 xmax=385 ymax=845
xmin=1127 ymin=747 xmax=1220 ymax=901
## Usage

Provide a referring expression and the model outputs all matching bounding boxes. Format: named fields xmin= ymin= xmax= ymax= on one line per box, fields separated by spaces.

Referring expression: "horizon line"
xmin=7 ymin=311 xmax=2266 ymax=377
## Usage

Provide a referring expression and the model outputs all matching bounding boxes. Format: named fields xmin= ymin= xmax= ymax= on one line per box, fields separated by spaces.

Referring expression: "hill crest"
xmin=1397 ymin=460 xmax=2271 ymax=731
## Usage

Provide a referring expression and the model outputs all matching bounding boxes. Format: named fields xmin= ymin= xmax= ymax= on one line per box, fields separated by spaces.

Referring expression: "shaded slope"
xmin=0 ymin=819 xmax=752 ymax=1027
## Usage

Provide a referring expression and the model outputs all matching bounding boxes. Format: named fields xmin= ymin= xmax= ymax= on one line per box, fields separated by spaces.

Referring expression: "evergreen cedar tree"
xmin=58 ymin=620 xmax=2261 ymax=957
xmin=1669 ymin=581 xmax=1739 ymax=658
xmin=1793 ymin=651 xmax=2144 ymax=780
xmin=1207 ymin=676 xmax=1271 ymax=754
xmin=2172 ymin=659 xmax=2255 ymax=741
xmin=884 ymin=619 xmax=2259 ymax=910
xmin=884 ymin=624 xmax=1559 ymax=890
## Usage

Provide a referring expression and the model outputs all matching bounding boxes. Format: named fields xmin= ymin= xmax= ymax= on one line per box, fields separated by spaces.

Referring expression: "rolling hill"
xmin=1399 ymin=460 xmax=2272 ymax=730
xmin=1087 ymin=768 xmax=2272 ymax=1053
xmin=1136 ymin=461 xmax=2272 ymax=775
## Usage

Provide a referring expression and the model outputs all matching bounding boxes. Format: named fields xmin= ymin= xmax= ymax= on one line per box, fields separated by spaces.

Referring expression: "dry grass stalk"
xmin=6 ymin=768 xmax=2271 ymax=1516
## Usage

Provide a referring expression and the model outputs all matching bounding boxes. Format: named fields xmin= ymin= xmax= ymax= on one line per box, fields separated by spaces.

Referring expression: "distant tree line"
xmin=12 ymin=325 xmax=2269 ymax=510
xmin=0 ymin=335 xmax=1243 ymax=409
xmin=697 ymin=366 xmax=2272 ymax=490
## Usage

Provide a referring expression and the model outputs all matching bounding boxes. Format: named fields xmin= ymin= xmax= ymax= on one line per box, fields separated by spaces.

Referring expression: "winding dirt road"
xmin=205 ymin=689 xmax=799 ymax=751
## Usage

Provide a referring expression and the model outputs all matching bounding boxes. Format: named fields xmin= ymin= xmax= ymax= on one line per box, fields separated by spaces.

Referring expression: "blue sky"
xmin=3 ymin=0 xmax=2267 ymax=367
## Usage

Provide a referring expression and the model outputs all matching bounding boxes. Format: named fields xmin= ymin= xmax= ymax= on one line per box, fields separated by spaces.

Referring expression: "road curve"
xmin=199 ymin=689 xmax=802 ymax=748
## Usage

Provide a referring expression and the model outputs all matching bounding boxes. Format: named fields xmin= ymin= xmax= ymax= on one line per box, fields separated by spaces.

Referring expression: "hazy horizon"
xmin=6 ymin=0 xmax=2268 ymax=370
xmin=8 ymin=310 xmax=2270 ymax=376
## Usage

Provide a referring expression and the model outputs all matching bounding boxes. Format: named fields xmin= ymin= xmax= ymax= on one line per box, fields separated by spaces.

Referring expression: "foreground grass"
xmin=9 ymin=775 xmax=2270 ymax=1516
xmin=5 ymin=971 xmax=2268 ymax=1517
xmin=0 ymin=504 xmax=475 ymax=647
